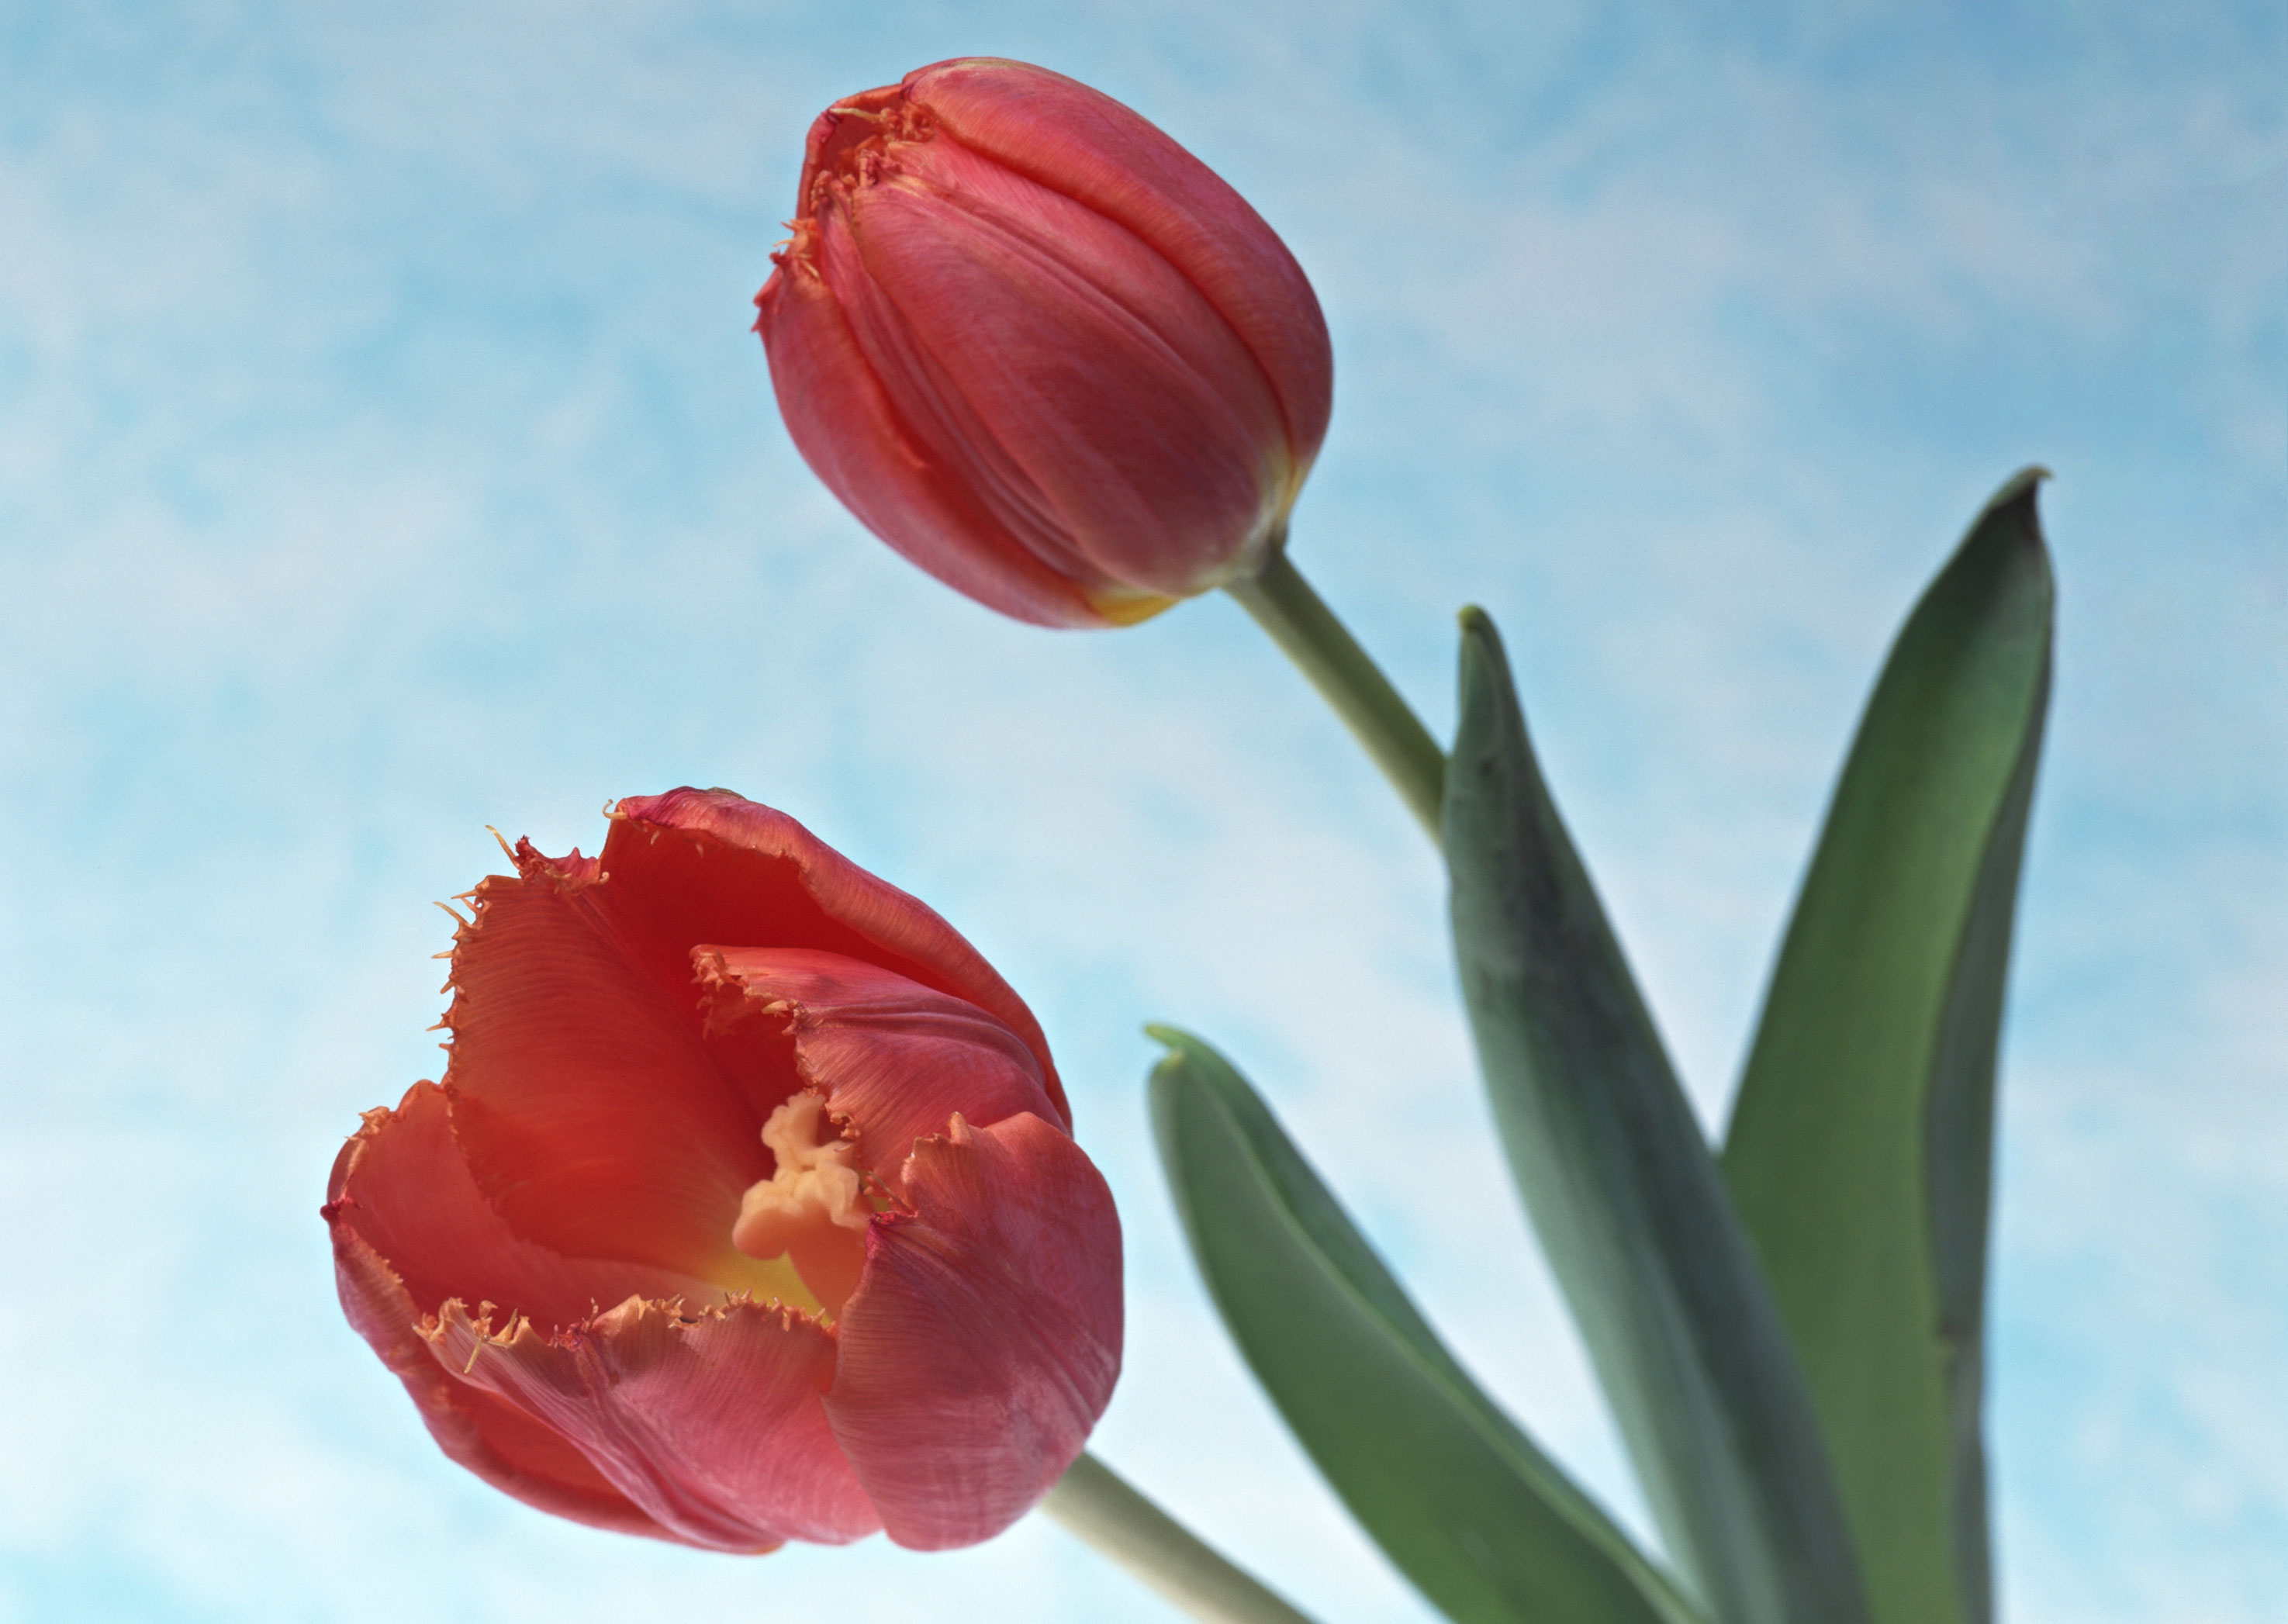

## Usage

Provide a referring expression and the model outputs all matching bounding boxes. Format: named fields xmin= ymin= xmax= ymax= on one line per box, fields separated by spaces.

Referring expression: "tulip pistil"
xmin=732 ymin=1093 xmax=873 ymax=1316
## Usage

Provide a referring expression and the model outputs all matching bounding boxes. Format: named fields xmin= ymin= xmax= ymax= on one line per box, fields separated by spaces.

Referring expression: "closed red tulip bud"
xmin=324 ymin=789 xmax=1121 ymax=1552
xmin=755 ymin=57 xmax=1332 ymax=628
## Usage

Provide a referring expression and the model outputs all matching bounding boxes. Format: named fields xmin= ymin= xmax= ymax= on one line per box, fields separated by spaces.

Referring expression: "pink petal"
xmin=755 ymin=248 xmax=1145 ymax=627
xmin=825 ymin=1112 xmax=1122 ymax=1548
xmin=603 ymin=789 xmax=1070 ymax=1128
xmin=693 ymin=947 xmax=1060 ymax=1190
xmin=427 ymin=1296 xmax=880 ymax=1551
xmin=329 ymin=1080 xmax=731 ymax=1329
xmin=328 ymin=1220 xmax=672 ymax=1543
xmin=905 ymin=58 xmax=1332 ymax=466
xmin=809 ymin=198 xmax=1093 ymax=589
xmin=439 ymin=862 xmax=776 ymax=1286
xmin=832 ymin=134 xmax=1292 ymax=598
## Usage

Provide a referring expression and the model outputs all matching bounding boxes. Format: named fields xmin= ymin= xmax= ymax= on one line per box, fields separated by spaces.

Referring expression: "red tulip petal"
xmin=328 ymin=1220 xmax=671 ymax=1542
xmin=755 ymin=250 xmax=1153 ymax=628
xmin=809 ymin=199 xmax=1093 ymax=589
xmin=440 ymin=862 xmax=799 ymax=1296
xmin=428 ymin=1297 xmax=880 ymax=1551
xmin=599 ymin=789 xmax=1070 ymax=1128
xmin=831 ymin=137 xmax=1291 ymax=598
xmin=693 ymin=947 xmax=1059 ymax=1191
xmin=906 ymin=58 xmax=1332 ymax=465
xmin=329 ymin=1080 xmax=738 ymax=1329
xmin=824 ymin=1112 xmax=1122 ymax=1549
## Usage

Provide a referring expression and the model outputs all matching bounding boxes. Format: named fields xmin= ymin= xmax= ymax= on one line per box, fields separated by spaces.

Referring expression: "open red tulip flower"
xmin=755 ymin=57 xmax=1332 ymax=629
xmin=323 ymin=788 xmax=1121 ymax=1553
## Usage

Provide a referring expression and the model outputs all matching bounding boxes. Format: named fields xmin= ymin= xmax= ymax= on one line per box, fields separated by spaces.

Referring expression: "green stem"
xmin=1225 ymin=548 xmax=1446 ymax=838
xmin=1041 ymin=1452 xmax=1319 ymax=1624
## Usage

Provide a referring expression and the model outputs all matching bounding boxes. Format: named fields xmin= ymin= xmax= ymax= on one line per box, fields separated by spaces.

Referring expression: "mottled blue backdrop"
xmin=2 ymin=2 xmax=2281 ymax=1619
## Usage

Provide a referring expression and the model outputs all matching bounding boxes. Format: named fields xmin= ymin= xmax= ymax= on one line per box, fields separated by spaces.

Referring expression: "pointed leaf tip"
xmin=1960 ymin=468 xmax=2055 ymax=582
xmin=1443 ymin=606 xmax=1868 ymax=1624
xmin=1720 ymin=471 xmax=2055 ymax=1624
xmin=1989 ymin=465 xmax=2051 ymax=508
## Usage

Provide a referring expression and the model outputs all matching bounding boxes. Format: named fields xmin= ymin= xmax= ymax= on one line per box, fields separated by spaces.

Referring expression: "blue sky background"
xmin=2 ymin=2 xmax=2281 ymax=1619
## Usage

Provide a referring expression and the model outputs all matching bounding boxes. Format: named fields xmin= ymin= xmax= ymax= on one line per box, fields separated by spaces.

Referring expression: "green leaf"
xmin=1149 ymin=1026 xmax=1704 ymax=1624
xmin=1443 ymin=611 xmax=1868 ymax=1624
xmin=1721 ymin=470 xmax=2054 ymax=1624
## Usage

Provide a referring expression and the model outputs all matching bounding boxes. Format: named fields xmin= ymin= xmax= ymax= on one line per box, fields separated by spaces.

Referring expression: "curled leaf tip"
xmin=1982 ymin=466 xmax=2053 ymax=533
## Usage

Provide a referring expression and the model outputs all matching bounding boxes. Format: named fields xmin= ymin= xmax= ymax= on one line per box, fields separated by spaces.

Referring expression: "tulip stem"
xmin=1042 ymin=1452 xmax=1319 ymax=1624
xmin=1225 ymin=550 xmax=1446 ymax=838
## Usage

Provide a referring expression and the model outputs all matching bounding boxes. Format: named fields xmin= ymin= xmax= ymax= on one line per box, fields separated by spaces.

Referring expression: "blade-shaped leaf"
xmin=1149 ymin=1026 xmax=1705 ymax=1624
xmin=1721 ymin=470 xmax=2054 ymax=1624
xmin=1443 ymin=612 xmax=1867 ymax=1624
